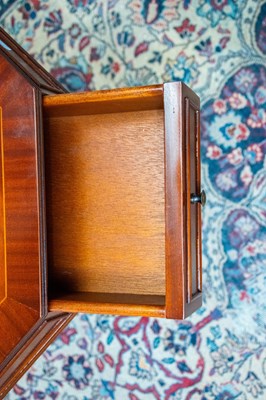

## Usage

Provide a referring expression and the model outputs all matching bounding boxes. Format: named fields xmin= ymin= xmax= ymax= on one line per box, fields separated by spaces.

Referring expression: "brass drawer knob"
xmin=190 ymin=190 xmax=206 ymax=207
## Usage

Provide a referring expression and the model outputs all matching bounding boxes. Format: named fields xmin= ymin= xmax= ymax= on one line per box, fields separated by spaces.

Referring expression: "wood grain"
xmin=0 ymin=107 xmax=6 ymax=304
xmin=164 ymin=82 xmax=202 ymax=319
xmin=164 ymin=82 xmax=186 ymax=319
xmin=0 ymin=34 xmax=203 ymax=397
xmin=44 ymin=82 xmax=203 ymax=319
xmin=43 ymin=85 xmax=163 ymax=116
xmin=184 ymin=89 xmax=202 ymax=315
xmin=0 ymin=298 xmax=38 ymax=360
xmin=49 ymin=293 xmax=165 ymax=318
xmin=0 ymin=27 xmax=71 ymax=397
xmin=0 ymin=54 xmax=42 ymax=339
xmin=45 ymin=109 xmax=166 ymax=296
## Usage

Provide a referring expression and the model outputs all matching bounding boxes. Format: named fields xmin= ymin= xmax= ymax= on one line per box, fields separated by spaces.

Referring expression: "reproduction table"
xmin=0 ymin=27 xmax=204 ymax=397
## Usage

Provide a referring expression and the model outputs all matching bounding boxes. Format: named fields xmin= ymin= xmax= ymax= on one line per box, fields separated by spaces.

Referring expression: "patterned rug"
xmin=1 ymin=0 xmax=266 ymax=399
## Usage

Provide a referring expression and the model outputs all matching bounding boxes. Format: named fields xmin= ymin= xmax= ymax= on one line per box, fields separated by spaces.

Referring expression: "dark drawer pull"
xmin=190 ymin=190 xmax=206 ymax=207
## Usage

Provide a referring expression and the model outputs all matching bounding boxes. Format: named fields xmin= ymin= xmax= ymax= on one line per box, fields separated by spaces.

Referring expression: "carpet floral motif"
xmin=1 ymin=0 xmax=266 ymax=399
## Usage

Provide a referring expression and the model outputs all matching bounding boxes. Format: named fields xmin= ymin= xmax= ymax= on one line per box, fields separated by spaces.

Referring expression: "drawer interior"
xmin=43 ymin=88 xmax=167 ymax=316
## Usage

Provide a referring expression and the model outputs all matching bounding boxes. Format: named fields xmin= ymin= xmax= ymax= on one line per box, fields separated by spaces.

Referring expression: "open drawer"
xmin=0 ymin=26 xmax=204 ymax=397
xmin=43 ymin=82 xmax=203 ymax=320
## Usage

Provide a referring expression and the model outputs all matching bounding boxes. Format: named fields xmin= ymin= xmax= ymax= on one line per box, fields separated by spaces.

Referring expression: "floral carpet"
xmin=1 ymin=0 xmax=266 ymax=399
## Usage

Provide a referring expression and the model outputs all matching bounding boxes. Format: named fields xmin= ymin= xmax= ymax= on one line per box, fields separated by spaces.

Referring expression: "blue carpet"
xmin=2 ymin=0 xmax=266 ymax=398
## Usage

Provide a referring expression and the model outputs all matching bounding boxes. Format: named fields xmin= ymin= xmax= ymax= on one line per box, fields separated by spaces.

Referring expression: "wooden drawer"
xmin=0 ymin=27 xmax=204 ymax=397
xmin=43 ymin=83 xmax=203 ymax=319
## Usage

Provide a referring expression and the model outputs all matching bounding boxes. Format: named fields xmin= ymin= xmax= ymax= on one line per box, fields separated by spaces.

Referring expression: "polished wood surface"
xmin=0 ymin=53 xmax=43 ymax=363
xmin=49 ymin=293 xmax=165 ymax=318
xmin=0 ymin=27 xmax=71 ymax=398
xmin=183 ymin=84 xmax=202 ymax=316
xmin=164 ymin=83 xmax=202 ymax=319
xmin=44 ymin=82 xmax=202 ymax=319
xmin=0 ymin=109 xmax=5 ymax=303
xmin=45 ymin=109 xmax=165 ymax=296
xmin=0 ymin=27 xmax=203 ymax=397
xmin=185 ymin=95 xmax=202 ymax=302
xmin=43 ymin=84 xmax=163 ymax=116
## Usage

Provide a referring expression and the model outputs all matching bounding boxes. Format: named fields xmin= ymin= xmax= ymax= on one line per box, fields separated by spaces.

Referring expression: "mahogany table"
xmin=0 ymin=27 xmax=204 ymax=397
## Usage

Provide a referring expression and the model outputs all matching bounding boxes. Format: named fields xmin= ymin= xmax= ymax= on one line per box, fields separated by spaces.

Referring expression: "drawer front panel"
xmin=0 ymin=107 xmax=6 ymax=304
xmin=185 ymin=97 xmax=202 ymax=303
xmin=164 ymin=82 xmax=202 ymax=319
